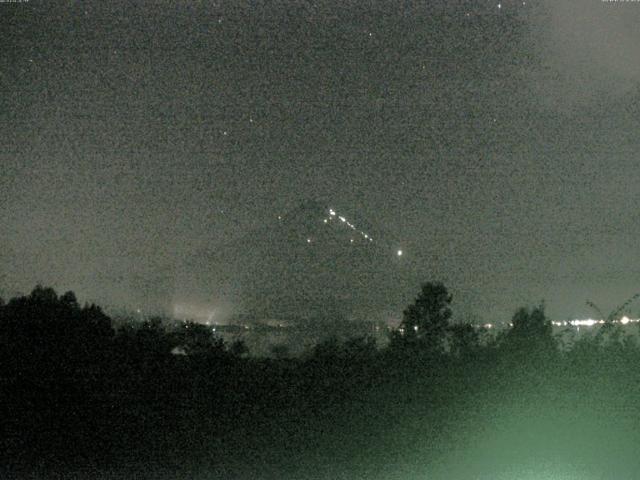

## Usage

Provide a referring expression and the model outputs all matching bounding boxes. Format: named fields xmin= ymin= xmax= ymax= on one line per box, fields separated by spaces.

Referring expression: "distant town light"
xmin=397 ymin=249 xmax=403 ymax=257
xmin=571 ymin=319 xmax=599 ymax=327
xmin=329 ymin=209 xmax=336 ymax=216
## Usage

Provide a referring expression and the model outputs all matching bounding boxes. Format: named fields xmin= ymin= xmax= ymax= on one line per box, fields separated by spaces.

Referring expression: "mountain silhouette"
xmin=178 ymin=199 xmax=418 ymax=324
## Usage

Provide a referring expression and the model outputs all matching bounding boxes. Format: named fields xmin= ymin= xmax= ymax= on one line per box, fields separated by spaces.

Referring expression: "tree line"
xmin=1 ymin=283 xmax=640 ymax=480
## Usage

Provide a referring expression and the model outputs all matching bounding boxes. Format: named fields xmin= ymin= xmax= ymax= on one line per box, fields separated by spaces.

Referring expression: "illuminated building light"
xmin=570 ymin=319 xmax=599 ymax=327
xmin=323 ymin=219 xmax=328 ymax=223
xmin=413 ymin=325 xmax=419 ymax=332
xmin=339 ymin=216 xmax=346 ymax=222
xmin=481 ymin=317 xmax=640 ymax=331
xmin=397 ymin=249 xmax=403 ymax=257
xmin=307 ymin=238 xmax=312 ymax=243
xmin=364 ymin=234 xmax=368 ymax=239
xmin=350 ymin=238 xmax=354 ymax=243
xmin=329 ymin=209 xmax=336 ymax=216
xmin=550 ymin=317 xmax=640 ymax=328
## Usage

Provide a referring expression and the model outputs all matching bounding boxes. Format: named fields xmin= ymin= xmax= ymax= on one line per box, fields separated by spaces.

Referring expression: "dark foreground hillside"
xmin=2 ymin=286 xmax=640 ymax=480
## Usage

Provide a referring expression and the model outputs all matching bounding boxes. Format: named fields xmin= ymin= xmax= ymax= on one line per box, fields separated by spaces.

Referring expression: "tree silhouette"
xmin=230 ymin=339 xmax=249 ymax=357
xmin=173 ymin=321 xmax=226 ymax=356
xmin=59 ymin=290 xmax=79 ymax=309
xmin=0 ymin=285 xmax=113 ymax=363
xmin=504 ymin=304 xmax=555 ymax=355
xmin=129 ymin=316 xmax=164 ymax=349
xmin=4 ymin=282 xmax=640 ymax=479
xmin=447 ymin=323 xmax=480 ymax=357
xmin=342 ymin=335 xmax=377 ymax=360
xmin=393 ymin=281 xmax=452 ymax=353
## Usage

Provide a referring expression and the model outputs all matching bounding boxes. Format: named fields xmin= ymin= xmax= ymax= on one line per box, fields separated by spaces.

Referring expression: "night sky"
xmin=2 ymin=0 xmax=640 ymax=322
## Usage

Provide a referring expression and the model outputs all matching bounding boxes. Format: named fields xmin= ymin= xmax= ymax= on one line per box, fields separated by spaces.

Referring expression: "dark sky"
xmin=2 ymin=0 xmax=640 ymax=322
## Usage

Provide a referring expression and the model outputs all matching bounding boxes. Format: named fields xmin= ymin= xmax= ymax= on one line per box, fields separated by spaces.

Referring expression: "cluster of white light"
xmin=552 ymin=316 xmax=640 ymax=328
xmin=325 ymin=208 xmax=374 ymax=243
xmin=279 ymin=206 xmax=404 ymax=257
xmin=469 ymin=317 xmax=640 ymax=331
